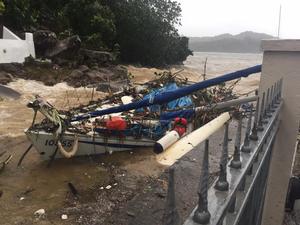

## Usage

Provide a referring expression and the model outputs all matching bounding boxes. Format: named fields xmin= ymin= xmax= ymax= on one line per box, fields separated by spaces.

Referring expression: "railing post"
xmin=269 ymin=85 xmax=275 ymax=112
xmin=257 ymin=92 xmax=266 ymax=131
xmin=250 ymin=96 xmax=259 ymax=141
xmin=193 ymin=140 xmax=211 ymax=224
xmin=264 ymin=88 xmax=271 ymax=119
xmin=163 ymin=167 xmax=180 ymax=225
xmin=272 ymin=82 xmax=278 ymax=107
xmin=215 ymin=123 xmax=229 ymax=191
xmin=241 ymin=105 xmax=253 ymax=153
xmin=230 ymin=115 xmax=242 ymax=169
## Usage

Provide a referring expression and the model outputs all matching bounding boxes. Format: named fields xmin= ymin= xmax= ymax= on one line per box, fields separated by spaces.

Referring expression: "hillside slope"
xmin=189 ymin=31 xmax=275 ymax=53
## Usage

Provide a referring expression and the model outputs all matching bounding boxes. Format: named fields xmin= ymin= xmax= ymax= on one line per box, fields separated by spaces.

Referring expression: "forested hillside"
xmin=0 ymin=0 xmax=192 ymax=66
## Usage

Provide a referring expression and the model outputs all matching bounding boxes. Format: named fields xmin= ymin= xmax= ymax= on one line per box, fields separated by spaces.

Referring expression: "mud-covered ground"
xmin=0 ymin=52 xmax=262 ymax=225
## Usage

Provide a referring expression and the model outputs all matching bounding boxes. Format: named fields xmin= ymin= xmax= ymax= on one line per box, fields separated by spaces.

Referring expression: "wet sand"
xmin=0 ymin=52 xmax=262 ymax=224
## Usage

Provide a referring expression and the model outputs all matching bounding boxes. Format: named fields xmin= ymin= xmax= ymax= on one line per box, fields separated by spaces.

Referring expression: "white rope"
xmin=57 ymin=135 xmax=79 ymax=158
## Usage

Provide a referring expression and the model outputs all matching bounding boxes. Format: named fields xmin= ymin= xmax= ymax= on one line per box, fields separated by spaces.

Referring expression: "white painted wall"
xmin=0 ymin=26 xmax=36 ymax=63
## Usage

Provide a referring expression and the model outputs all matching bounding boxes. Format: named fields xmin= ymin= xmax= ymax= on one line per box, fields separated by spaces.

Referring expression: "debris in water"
xmin=19 ymin=187 xmax=35 ymax=197
xmin=61 ymin=214 xmax=68 ymax=220
xmin=20 ymin=197 xmax=25 ymax=201
xmin=24 ymin=68 xmax=240 ymax=162
xmin=17 ymin=144 xmax=33 ymax=167
xmin=34 ymin=209 xmax=46 ymax=218
xmin=106 ymin=185 xmax=112 ymax=190
xmin=126 ymin=211 xmax=135 ymax=217
xmin=68 ymin=182 xmax=78 ymax=196
xmin=0 ymin=153 xmax=13 ymax=172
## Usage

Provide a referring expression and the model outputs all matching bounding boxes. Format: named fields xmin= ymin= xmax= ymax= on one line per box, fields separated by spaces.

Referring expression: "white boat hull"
xmin=25 ymin=129 xmax=155 ymax=160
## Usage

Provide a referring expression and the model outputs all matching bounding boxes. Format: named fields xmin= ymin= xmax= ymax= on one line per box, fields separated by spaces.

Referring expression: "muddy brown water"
xmin=0 ymin=52 xmax=261 ymax=224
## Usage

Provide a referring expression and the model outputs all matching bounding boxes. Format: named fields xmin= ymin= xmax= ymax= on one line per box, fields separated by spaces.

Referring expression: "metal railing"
xmin=163 ymin=79 xmax=283 ymax=225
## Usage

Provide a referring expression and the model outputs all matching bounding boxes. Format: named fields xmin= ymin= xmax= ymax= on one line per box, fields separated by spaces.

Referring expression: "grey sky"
xmin=176 ymin=0 xmax=300 ymax=38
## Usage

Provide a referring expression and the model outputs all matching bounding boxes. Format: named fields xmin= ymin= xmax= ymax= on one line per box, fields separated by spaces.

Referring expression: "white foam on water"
xmin=7 ymin=79 xmax=74 ymax=96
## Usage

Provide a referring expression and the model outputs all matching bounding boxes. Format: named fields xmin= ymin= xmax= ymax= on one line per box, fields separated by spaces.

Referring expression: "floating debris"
xmin=68 ymin=182 xmax=78 ymax=197
xmin=61 ymin=214 xmax=68 ymax=220
xmin=22 ymin=67 xmax=259 ymax=162
xmin=34 ymin=209 xmax=46 ymax=218
xmin=0 ymin=152 xmax=13 ymax=172
xmin=126 ymin=211 xmax=135 ymax=217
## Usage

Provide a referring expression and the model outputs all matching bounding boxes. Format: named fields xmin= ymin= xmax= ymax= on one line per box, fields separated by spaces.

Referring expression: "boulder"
xmin=34 ymin=30 xmax=81 ymax=63
xmin=33 ymin=30 xmax=58 ymax=58
xmin=69 ymin=69 xmax=84 ymax=79
xmin=78 ymin=49 xmax=114 ymax=66
xmin=44 ymin=77 xmax=56 ymax=86
xmin=45 ymin=35 xmax=81 ymax=59
xmin=78 ymin=65 xmax=90 ymax=73
xmin=96 ymin=83 xmax=120 ymax=93
xmin=0 ymin=63 xmax=24 ymax=75
xmin=0 ymin=72 xmax=14 ymax=85
xmin=85 ymin=70 xmax=106 ymax=81
xmin=98 ymin=68 xmax=113 ymax=76
xmin=111 ymin=65 xmax=128 ymax=80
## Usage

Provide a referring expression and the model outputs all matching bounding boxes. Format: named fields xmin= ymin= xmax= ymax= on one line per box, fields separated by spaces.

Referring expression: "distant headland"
xmin=189 ymin=31 xmax=275 ymax=53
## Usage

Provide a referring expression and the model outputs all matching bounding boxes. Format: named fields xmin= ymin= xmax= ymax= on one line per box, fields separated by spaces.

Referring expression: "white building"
xmin=0 ymin=26 xmax=35 ymax=63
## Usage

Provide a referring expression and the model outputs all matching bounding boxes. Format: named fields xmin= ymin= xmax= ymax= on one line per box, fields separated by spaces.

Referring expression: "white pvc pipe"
xmin=156 ymin=112 xmax=231 ymax=166
xmin=154 ymin=130 xmax=180 ymax=154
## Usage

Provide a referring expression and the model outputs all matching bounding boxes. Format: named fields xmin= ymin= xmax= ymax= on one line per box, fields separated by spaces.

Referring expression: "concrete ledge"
xmin=262 ymin=39 xmax=300 ymax=52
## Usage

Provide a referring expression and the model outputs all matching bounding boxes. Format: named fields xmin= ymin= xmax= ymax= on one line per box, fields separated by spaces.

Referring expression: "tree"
xmin=105 ymin=0 xmax=192 ymax=66
xmin=65 ymin=0 xmax=116 ymax=50
xmin=3 ymin=0 xmax=68 ymax=32
xmin=0 ymin=1 xmax=4 ymax=14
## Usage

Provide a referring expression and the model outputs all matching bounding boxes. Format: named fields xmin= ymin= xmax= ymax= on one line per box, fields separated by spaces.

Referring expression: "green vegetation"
xmin=0 ymin=0 xmax=4 ymax=14
xmin=2 ymin=0 xmax=192 ymax=66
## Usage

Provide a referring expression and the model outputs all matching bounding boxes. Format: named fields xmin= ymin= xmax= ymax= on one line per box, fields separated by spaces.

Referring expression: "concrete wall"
xmin=0 ymin=26 xmax=35 ymax=63
xmin=261 ymin=40 xmax=300 ymax=225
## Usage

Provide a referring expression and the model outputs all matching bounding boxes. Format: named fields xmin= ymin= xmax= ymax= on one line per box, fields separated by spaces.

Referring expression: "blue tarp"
xmin=160 ymin=109 xmax=195 ymax=121
xmin=95 ymin=122 xmax=168 ymax=140
xmin=136 ymin=83 xmax=193 ymax=112
xmin=72 ymin=65 xmax=261 ymax=121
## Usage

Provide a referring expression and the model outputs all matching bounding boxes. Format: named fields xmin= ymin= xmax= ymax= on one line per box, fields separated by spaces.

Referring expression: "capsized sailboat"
xmin=23 ymin=65 xmax=261 ymax=161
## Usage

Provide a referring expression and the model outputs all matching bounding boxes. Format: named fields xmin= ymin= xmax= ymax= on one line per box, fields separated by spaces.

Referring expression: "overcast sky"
xmin=176 ymin=0 xmax=300 ymax=38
